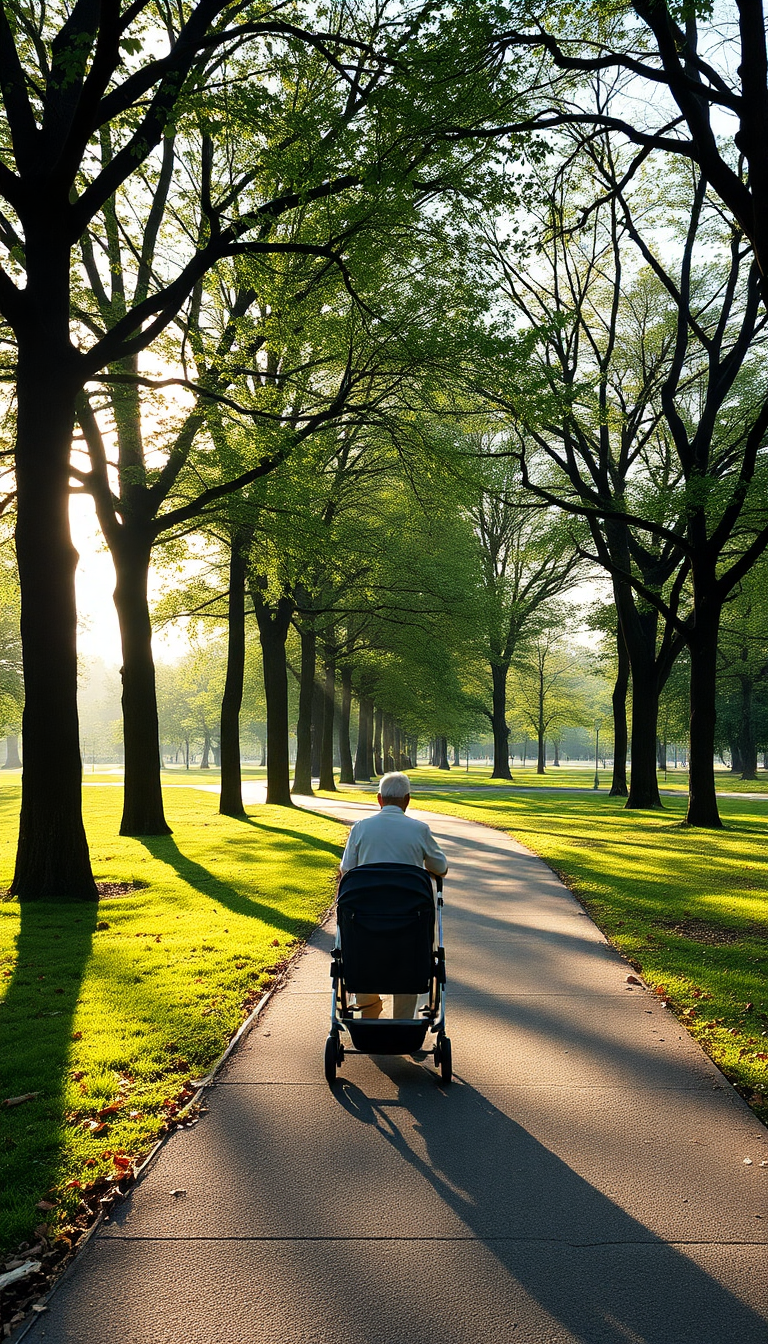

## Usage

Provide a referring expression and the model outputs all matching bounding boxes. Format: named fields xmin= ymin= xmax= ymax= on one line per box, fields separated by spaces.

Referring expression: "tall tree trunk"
xmin=656 ymin=737 xmax=666 ymax=772
xmin=318 ymin=652 xmax=337 ymax=791
xmin=292 ymin=626 xmax=316 ymax=796
xmin=453 ymin=742 xmax=460 ymax=766
xmin=609 ymin=622 xmax=630 ymax=797
xmin=310 ymin=676 xmax=323 ymax=780
xmin=252 ymin=590 xmax=294 ymax=806
xmin=435 ymin=736 xmax=450 ymax=770
xmin=686 ymin=597 xmax=722 ymax=827
xmin=728 ymin=733 xmax=743 ymax=774
xmin=738 ymin=676 xmax=758 ymax=779
xmin=553 ymin=740 xmax=560 ymax=766
xmin=393 ymin=723 xmax=402 ymax=768
xmin=373 ymin=708 xmax=383 ymax=775
xmin=338 ymin=667 xmax=354 ymax=784
xmin=611 ymin=569 xmax=665 ymax=809
xmin=3 ymin=734 xmax=21 ymax=769
xmin=490 ymin=661 xmax=512 ymax=779
xmin=354 ymin=696 xmax=372 ymax=781
xmin=220 ymin=540 xmax=247 ymax=816
xmin=383 ymin=713 xmax=395 ymax=772
xmin=364 ymin=695 xmax=375 ymax=778
xmin=200 ymin=731 xmax=211 ymax=769
xmin=112 ymin=537 xmax=170 ymax=835
xmin=12 ymin=323 xmax=96 ymax=901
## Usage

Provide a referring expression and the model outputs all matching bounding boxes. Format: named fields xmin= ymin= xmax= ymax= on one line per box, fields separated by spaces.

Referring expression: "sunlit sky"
xmin=71 ymin=494 xmax=188 ymax=666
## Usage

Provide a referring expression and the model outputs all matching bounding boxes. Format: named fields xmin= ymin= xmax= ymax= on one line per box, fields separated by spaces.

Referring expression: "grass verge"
xmin=0 ymin=785 xmax=345 ymax=1261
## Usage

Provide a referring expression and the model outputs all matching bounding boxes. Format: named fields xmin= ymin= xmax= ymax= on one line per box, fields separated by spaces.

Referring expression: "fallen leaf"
xmin=97 ymin=1103 xmax=122 ymax=1119
xmin=71 ymin=1032 xmax=82 ymax=1041
xmin=170 ymin=1189 xmax=187 ymax=1197
xmin=31 ymin=1303 xmax=48 ymax=1313
xmin=69 ymin=1072 xmax=85 ymax=1082
xmin=3 ymin=1092 xmax=40 ymax=1107
xmin=270 ymin=939 xmax=280 ymax=947
xmin=64 ymin=1181 xmax=82 ymax=1190
xmin=744 ymin=1158 xmax=753 ymax=1165
xmin=96 ymin=922 xmax=110 ymax=931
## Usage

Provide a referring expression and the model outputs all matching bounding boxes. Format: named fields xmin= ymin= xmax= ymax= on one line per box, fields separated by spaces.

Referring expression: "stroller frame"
xmin=325 ymin=864 xmax=451 ymax=1086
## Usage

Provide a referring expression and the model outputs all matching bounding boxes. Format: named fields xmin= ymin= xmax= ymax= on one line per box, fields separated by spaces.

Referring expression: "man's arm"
xmin=422 ymin=825 xmax=448 ymax=876
xmin=339 ymin=824 xmax=359 ymax=873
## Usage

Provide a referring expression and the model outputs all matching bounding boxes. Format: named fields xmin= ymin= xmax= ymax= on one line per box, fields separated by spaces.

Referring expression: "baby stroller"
xmin=324 ymin=862 xmax=451 ymax=1086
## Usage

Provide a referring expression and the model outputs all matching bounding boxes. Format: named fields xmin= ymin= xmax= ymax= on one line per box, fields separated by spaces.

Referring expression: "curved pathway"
xmin=23 ymin=800 xmax=768 ymax=1344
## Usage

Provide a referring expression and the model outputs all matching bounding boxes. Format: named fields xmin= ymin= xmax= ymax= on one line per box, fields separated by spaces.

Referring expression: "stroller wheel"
xmin=438 ymin=1034 xmax=452 ymax=1085
xmin=324 ymin=1033 xmax=339 ymax=1087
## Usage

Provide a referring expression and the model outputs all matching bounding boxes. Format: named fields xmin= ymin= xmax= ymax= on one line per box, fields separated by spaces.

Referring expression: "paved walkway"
xmin=24 ymin=801 xmax=768 ymax=1344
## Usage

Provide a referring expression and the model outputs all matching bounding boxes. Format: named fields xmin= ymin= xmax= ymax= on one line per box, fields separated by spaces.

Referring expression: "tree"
xmin=509 ymin=621 xmax=596 ymax=773
xmin=0 ymin=0 xmax=524 ymax=896
xmin=482 ymin=138 xmax=768 ymax=826
xmin=717 ymin=561 xmax=768 ymax=780
xmin=466 ymin=446 xmax=582 ymax=777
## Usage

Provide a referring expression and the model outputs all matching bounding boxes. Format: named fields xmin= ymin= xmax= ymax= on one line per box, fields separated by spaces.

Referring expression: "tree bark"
xmin=252 ymin=589 xmax=294 ymax=806
xmin=383 ymin=713 xmax=395 ymax=772
xmin=111 ymin=535 xmax=170 ymax=835
xmin=12 ymin=321 xmax=96 ymax=901
xmin=3 ymin=734 xmax=21 ymax=769
xmin=435 ymin=736 xmax=450 ymax=769
xmin=352 ymin=698 xmax=371 ymax=784
xmin=738 ymin=677 xmax=758 ymax=779
xmin=310 ymin=676 xmax=323 ymax=780
xmin=318 ymin=652 xmax=337 ymax=791
xmin=609 ymin=622 xmax=630 ymax=797
xmin=373 ymin=707 xmax=383 ymax=775
xmin=354 ymin=695 xmax=373 ymax=781
xmin=338 ymin=667 xmax=354 ymax=784
xmin=686 ymin=598 xmax=723 ymax=827
xmin=220 ymin=540 xmax=247 ymax=816
xmin=490 ymin=661 xmax=512 ymax=779
xmin=292 ymin=625 xmax=316 ymax=795
xmin=200 ymin=731 xmax=211 ymax=769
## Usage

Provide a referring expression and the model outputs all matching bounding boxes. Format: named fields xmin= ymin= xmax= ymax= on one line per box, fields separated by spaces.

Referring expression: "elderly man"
xmin=339 ymin=770 xmax=448 ymax=1020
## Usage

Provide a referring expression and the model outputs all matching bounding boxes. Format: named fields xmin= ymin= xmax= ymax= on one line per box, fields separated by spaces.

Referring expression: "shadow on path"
xmin=329 ymin=1065 xmax=765 ymax=1343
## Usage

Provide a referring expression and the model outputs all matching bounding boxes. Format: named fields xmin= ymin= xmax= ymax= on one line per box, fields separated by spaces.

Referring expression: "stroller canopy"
xmin=337 ymin=863 xmax=435 ymax=994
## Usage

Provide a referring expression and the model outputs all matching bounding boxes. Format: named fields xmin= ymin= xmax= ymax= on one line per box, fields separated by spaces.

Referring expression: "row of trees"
xmin=1 ymin=0 xmax=768 ymax=898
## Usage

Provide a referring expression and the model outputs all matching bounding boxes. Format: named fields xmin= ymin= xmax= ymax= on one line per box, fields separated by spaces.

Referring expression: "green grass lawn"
xmin=337 ymin=763 xmax=768 ymax=793
xmin=332 ymin=781 xmax=768 ymax=1123
xmin=0 ymin=785 xmax=346 ymax=1257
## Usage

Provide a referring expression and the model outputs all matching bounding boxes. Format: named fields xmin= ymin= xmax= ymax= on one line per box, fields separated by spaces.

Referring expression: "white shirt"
xmin=340 ymin=805 xmax=448 ymax=875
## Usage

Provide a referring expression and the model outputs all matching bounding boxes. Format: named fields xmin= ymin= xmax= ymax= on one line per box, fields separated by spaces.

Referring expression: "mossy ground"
xmin=332 ymin=780 xmax=768 ymax=1124
xmin=0 ymin=784 xmax=345 ymax=1256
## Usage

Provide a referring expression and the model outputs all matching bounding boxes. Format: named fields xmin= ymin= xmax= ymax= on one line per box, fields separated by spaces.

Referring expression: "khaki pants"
xmin=354 ymin=993 xmax=418 ymax=1020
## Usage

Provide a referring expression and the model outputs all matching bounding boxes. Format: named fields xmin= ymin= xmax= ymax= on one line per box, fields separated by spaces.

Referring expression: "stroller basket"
xmin=325 ymin=862 xmax=452 ymax=1085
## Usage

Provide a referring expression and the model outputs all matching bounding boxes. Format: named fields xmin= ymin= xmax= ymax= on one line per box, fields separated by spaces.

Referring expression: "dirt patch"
xmin=97 ymin=880 xmax=149 ymax=900
xmin=653 ymin=917 xmax=768 ymax=946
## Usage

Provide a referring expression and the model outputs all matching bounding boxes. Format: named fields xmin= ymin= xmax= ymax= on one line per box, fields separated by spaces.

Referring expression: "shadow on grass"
xmin=137 ymin=833 xmax=336 ymax=937
xmin=235 ymin=810 xmax=345 ymax=860
xmin=0 ymin=900 xmax=97 ymax=1255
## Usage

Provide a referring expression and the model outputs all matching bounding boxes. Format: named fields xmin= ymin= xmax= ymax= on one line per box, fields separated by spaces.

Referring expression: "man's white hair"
xmin=379 ymin=770 xmax=411 ymax=799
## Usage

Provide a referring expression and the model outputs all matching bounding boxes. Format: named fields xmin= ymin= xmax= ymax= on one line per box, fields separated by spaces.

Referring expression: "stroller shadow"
xmin=331 ymin=1066 xmax=766 ymax=1344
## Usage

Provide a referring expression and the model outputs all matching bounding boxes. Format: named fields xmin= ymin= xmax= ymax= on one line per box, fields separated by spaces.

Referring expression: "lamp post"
xmin=593 ymin=722 xmax=600 ymax=790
